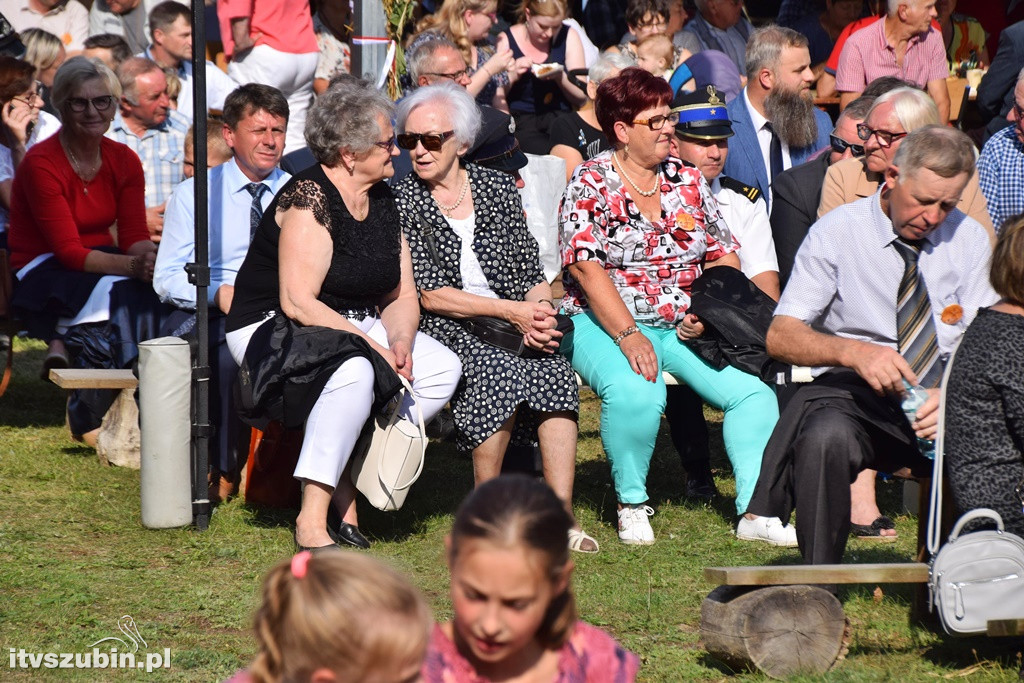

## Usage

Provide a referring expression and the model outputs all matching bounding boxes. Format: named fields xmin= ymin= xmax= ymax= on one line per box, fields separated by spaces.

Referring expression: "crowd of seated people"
xmin=1 ymin=0 xmax=1023 ymax=593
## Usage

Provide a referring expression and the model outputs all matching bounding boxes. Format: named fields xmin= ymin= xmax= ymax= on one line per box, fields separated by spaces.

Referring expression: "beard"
xmin=763 ymin=87 xmax=818 ymax=149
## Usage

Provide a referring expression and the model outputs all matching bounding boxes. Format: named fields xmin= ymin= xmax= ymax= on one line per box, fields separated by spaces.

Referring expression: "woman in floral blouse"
xmin=559 ymin=68 xmax=794 ymax=547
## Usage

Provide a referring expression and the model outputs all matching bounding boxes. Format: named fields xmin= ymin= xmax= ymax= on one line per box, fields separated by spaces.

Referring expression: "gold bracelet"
xmin=612 ymin=325 xmax=639 ymax=346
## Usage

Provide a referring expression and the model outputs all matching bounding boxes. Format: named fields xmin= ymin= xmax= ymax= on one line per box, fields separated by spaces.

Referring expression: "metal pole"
xmin=351 ymin=0 xmax=390 ymax=85
xmin=186 ymin=0 xmax=211 ymax=531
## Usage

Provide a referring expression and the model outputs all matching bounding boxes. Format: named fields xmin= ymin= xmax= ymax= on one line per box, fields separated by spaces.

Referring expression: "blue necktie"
xmin=244 ymin=182 xmax=270 ymax=240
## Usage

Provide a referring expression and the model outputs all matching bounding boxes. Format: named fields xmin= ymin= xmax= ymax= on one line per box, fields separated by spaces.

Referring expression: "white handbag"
xmin=927 ymin=343 xmax=1024 ymax=636
xmin=350 ymin=376 xmax=427 ymax=512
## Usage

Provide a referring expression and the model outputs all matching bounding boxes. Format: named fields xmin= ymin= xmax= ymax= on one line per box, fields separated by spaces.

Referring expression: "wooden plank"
xmin=49 ymin=368 xmax=138 ymax=389
xmin=987 ymin=619 xmax=1024 ymax=637
xmin=705 ymin=563 xmax=930 ymax=586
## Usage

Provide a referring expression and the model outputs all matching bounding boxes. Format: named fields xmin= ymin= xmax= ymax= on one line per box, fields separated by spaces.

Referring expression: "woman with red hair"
xmin=559 ymin=68 xmax=792 ymax=547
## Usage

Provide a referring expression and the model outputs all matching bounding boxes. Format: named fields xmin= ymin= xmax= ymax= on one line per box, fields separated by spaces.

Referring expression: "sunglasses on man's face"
xmin=829 ymin=133 xmax=864 ymax=156
xmin=396 ymin=130 xmax=456 ymax=151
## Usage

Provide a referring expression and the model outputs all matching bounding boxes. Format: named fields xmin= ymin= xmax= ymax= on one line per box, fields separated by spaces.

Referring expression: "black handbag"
xmin=460 ymin=314 xmax=573 ymax=358
xmin=419 ymin=218 xmax=571 ymax=358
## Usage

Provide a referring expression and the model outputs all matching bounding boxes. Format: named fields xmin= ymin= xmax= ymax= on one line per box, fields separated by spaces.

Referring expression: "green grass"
xmin=0 ymin=336 xmax=1021 ymax=681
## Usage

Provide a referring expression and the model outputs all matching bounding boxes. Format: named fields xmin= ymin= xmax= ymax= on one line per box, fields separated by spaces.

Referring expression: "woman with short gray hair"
xmin=549 ymin=50 xmax=635 ymax=182
xmin=225 ymin=79 xmax=462 ymax=552
xmin=305 ymin=82 xmax=395 ymax=166
xmin=393 ymin=82 xmax=596 ymax=554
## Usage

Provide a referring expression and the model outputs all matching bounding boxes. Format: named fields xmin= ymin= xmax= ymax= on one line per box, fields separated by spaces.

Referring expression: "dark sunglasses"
xmin=829 ymin=133 xmax=864 ymax=157
xmin=396 ymin=130 xmax=456 ymax=151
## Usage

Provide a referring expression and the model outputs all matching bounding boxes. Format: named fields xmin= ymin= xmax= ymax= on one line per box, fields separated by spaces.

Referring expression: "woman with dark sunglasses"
xmin=560 ymin=68 xmax=792 ymax=547
xmin=226 ymin=80 xmax=462 ymax=552
xmin=7 ymin=57 xmax=162 ymax=444
xmin=393 ymin=82 xmax=597 ymax=554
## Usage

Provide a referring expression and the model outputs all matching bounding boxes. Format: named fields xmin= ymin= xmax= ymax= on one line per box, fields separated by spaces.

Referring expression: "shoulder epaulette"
xmin=718 ymin=175 xmax=761 ymax=202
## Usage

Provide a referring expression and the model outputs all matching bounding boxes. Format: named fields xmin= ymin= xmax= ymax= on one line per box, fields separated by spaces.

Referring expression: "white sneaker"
xmin=736 ymin=516 xmax=798 ymax=547
xmin=617 ymin=504 xmax=655 ymax=545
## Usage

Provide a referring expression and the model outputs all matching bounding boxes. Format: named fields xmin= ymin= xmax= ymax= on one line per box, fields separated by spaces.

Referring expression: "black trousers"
xmin=161 ymin=309 xmax=247 ymax=474
xmin=746 ymin=370 xmax=932 ymax=565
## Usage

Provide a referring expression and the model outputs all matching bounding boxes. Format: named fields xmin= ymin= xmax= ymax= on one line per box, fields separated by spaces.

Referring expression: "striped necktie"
xmin=244 ymin=182 xmax=270 ymax=240
xmin=893 ymin=238 xmax=942 ymax=388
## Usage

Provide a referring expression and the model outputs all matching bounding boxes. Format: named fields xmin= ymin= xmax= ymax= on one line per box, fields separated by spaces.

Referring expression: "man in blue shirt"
xmin=108 ymin=56 xmax=190 ymax=242
xmin=153 ymin=83 xmax=291 ymax=501
xmin=978 ymin=67 xmax=1024 ymax=234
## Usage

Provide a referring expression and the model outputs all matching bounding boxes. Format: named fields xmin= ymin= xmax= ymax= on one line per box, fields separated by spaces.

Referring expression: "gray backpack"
xmin=928 ymin=344 xmax=1024 ymax=636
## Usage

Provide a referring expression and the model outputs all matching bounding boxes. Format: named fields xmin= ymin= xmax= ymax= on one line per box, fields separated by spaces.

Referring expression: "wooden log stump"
xmin=96 ymin=389 xmax=141 ymax=469
xmin=700 ymin=585 xmax=850 ymax=678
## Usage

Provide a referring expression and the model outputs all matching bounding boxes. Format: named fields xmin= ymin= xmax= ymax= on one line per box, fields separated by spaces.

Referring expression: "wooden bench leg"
xmin=701 ymin=585 xmax=850 ymax=678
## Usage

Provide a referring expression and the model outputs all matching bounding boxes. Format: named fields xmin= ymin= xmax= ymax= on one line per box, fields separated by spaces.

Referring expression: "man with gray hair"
xmin=107 ymin=55 xmax=189 ymax=241
xmin=745 ymin=126 xmax=998 ymax=566
xmin=834 ymin=0 xmax=950 ymax=123
xmin=406 ymin=35 xmax=472 ymax=90
xmin=723 ymin=25 xmax=832 ymax=212
xmin=679 ymin=0 xmax=754 ymax=75
xmin=154 ymin=83 xmax=291 ymax=503
xmin=978 ymin=66 xmax=1024 ymax=234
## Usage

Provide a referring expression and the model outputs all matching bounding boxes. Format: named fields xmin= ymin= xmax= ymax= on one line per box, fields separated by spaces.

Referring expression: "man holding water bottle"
xmin=743 ymin=125 xmax=998 ymax=566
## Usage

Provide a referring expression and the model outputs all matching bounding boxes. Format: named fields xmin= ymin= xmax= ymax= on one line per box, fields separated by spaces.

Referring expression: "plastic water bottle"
xmin=901 ymin=380 xmax=935 ymax=460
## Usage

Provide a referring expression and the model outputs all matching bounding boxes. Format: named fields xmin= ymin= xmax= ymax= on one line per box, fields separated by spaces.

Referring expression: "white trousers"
xmin=228 ymin=44 xmax=318 ymax=152
xmin=227 ymin=315 xmax=462 ymax=489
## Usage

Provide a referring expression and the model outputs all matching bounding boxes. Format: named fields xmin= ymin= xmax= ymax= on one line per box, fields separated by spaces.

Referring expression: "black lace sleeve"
xmin=276 ymin=179 xmax=330 ymax=229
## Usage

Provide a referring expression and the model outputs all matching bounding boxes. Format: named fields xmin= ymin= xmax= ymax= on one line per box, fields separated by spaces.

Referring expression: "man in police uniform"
xmin=671 ymin=86 xmax=780 ymax=300
xmin=664 ymin=86 xmax=781 ymax=502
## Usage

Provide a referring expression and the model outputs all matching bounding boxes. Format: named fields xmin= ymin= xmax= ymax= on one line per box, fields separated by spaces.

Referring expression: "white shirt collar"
xmin=743 ymin=88 xmax=770 ymax=133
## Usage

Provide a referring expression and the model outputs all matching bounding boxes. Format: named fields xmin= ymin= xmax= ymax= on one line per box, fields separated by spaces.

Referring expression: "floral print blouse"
xmin=558 ymin=151 xmax=738 ymax=328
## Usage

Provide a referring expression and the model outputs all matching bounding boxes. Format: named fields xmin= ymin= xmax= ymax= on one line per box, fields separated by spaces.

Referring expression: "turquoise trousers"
xmin=564 ymin=312 xmax=779 ymax=513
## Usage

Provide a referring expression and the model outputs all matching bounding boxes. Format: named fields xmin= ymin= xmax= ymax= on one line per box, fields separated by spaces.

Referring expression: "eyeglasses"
xmin=396 ymin=130 xmax=456 ymax=151
xmin=1014 ymin=101 xmax=1024 ymax=119
xmin=829 ymin=133 xmax=865 ymax=156
xmin=632 ymin=111 xmax=679 ymax=130
xmin=374 ymin=138 xmax=396 ymax=153
xmin=635 ymin=18 xmax=668 ymax=29
xmin=423 ymin=68 xmax=469 ymax=82
xmin=856 ymin=123 xmax=908 ymax=148
xmin=11 ymin=80 xmax=43 ymax=109
xmin=67 ymin=95 xmax=116 ymax=113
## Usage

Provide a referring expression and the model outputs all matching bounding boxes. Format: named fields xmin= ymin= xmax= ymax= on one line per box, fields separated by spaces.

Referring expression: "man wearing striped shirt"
xmin=745 ymin=126 xmax=997 ymax=566
xmin=107 ymin=56 xmax=188 ymax=243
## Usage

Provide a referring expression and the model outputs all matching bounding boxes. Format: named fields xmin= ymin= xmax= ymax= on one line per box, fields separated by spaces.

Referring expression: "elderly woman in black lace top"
xmin=393 ymin=82 xmax=596 ymax=553
xmin=225 ymin=81 xmax=462 ymax=552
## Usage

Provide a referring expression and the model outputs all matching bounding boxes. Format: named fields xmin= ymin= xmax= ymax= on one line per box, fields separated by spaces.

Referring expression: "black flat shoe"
xmin=327 ymin=505 xmax=371 ymax=549
xmin=685 ymin=472 xmax=719 ymax=504
xmin=293 ymin=530 xmax=341 ymax=554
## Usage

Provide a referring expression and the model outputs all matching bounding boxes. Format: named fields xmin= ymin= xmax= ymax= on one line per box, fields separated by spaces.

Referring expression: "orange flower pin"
xmin=675 ymin=211 xmax=696 ymax=231
xmin=941 ymin=304 xmax=963 ymax=325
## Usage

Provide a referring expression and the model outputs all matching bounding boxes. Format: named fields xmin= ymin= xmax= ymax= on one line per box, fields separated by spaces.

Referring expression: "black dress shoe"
xmin=327 ymin=505 xmax=371 ymax=549
xmin=685 ymin=472 xmax=719 ymax=503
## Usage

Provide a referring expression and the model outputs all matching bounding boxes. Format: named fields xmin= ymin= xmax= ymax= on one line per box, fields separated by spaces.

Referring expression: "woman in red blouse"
xmin=8 ymin=56 xmax=159 ymax=437
xmin=558 ymin=68 xmax=793 ymax=547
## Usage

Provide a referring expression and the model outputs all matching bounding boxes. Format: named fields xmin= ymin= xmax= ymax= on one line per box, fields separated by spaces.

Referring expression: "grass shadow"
xmin=0 ymin=339 xmax=68 ymax=428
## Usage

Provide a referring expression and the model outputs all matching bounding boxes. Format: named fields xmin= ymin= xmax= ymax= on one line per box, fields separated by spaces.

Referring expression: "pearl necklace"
xmin=432 ymin=169 xmax=468 ymax=216
xmin=613 ymin=151 xmax=660 ymax=197
xmin=63 ymin=141 xmax=98 ymax=195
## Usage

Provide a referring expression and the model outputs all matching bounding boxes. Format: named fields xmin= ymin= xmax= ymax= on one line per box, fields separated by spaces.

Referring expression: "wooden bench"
xmin=700 ymin=563 xmax=929 ymax=678
xmin=49 ymin=368 xmax=140 ymax=469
